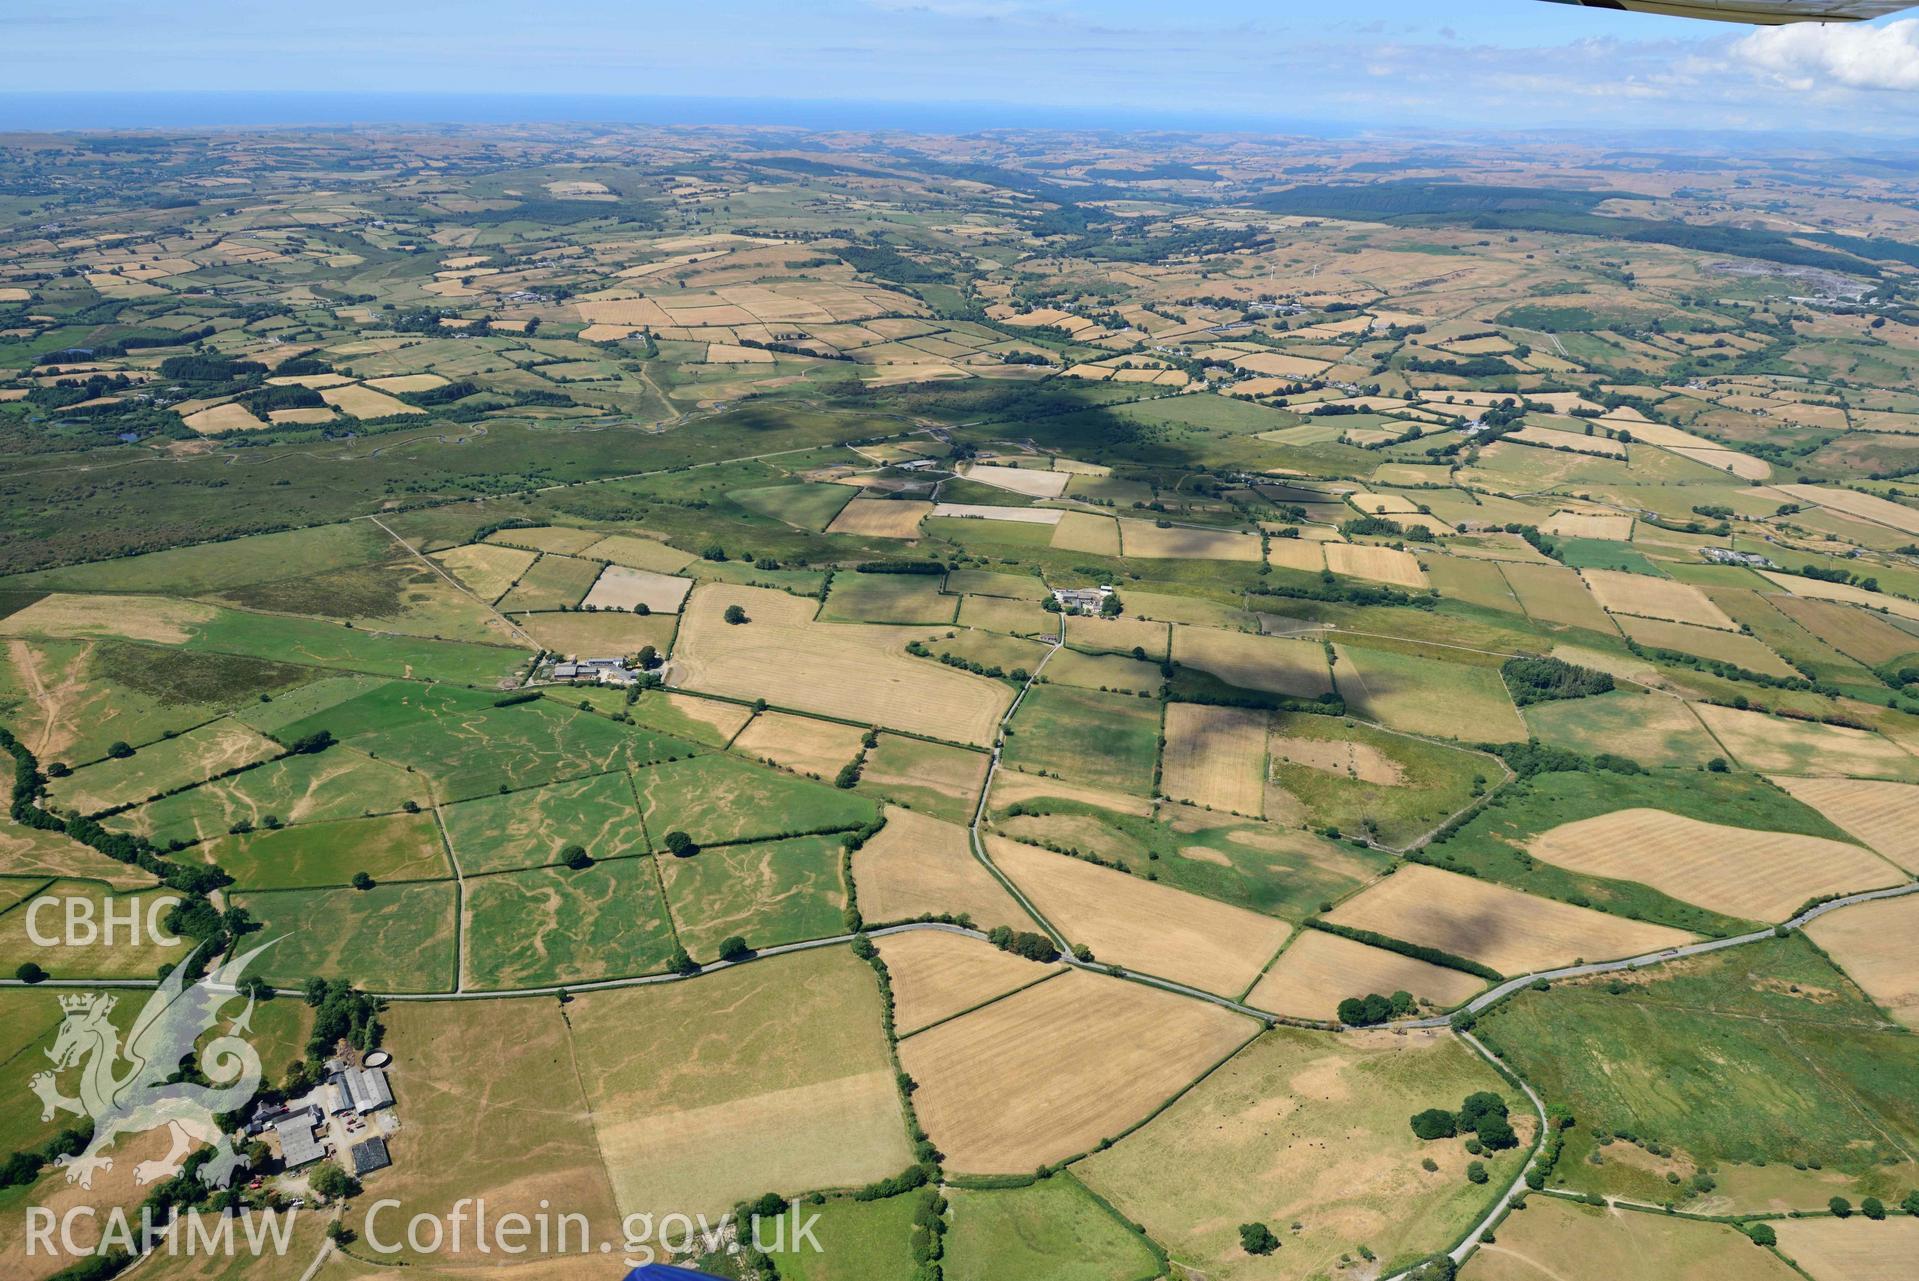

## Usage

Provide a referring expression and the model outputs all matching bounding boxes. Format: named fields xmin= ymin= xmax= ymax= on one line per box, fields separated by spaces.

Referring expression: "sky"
xmin=4 ymin=0 xmax=1919 ymax=136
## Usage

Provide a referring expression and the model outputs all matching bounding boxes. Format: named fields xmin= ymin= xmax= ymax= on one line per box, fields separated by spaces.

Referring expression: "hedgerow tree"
xmin=1238 ymin=1222 xmax=1279 ymax=1255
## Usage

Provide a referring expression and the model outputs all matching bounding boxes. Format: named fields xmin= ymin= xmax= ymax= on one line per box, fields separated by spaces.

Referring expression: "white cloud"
xmin=1734 ymin=17 xmax=1919 ymax=93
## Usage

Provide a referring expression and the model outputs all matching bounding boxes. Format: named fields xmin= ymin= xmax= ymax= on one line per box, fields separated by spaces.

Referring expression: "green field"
xmin=1 ymin=523 xmax=395 ymax=597
xmin=462 ymin=856 xmax=679 ymax=987
xmin=822 ymin=572 xmax=958 ymax=625
xmin=0 ymin=879 xmax=190 ymax=979
xmin=769 ymin=1190 xmax=937 ymax=1281
xmin=1335 ymin=643 xmax=1528 ymax=743
xmin=1477 ymin=936 xmax=1919 ymax=1205
xmin=946 ymin=568 xmax=1048 ymax=600
xmin=235 ymin=881 xmax=459 ymax=992
xmin=730 ymin=483 xmax=857 ymax=531
xmin=660 ymin=832 xmax=847 ymax=959
xmin=634 ymin=752 xmax=877 ymax=847
xmin=856 ymin=734 xmax=989 ymax=825
xmin=200 ymin=811 xmax=449 ymax=889
xmin=44 ymin=716 xmax=279 ymax=814
xmin=945 ymin=1177 xmax=1163 ymax=1281
xmin=440 ymin=769 xmax=648 ymax=873
xmin=183 ymin=604 xmax=530 ymax=686
xmin=105 ymin=746 xmax=423 ymax=845
xmin=1003 ymin=685 xmax=1161 ymax=796
xmin=495 ymin=552 xmax=605 ymax=612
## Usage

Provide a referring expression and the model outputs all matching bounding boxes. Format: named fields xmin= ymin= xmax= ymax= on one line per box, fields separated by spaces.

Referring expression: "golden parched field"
xmin=566 ymin=946 xmax=913 ymax=1220
xmin=1464 ymin=1194 xmax=1801 ymax=1281
xmin=987 ymin=835 xmax=1291 ymax=996
xmin=1804 ymin=894 xmax=1919 ymax=1029
xmin=670 ymin=583 xmax=1011 ymax=745
xmin=732 ymin=709 xmax=865 ymax=779
xmin=852 ymin=808 xmax=1040 ymax=933
xmin=1324 ymin=541 xmax=1429 ymax=589
xmin=1526 ymin=808 xmax=1903 ymax=923
xmin=1772 ymin=1215 xmax=1919 ymax=1281
xmin=1693 ymin=705 xmax=1919 ymax=780
xmin=1171 ymin=625 xmax=1333 ymax=699
xmin=1581 ymin=568 xmax=1738 ymax=631
xmin=1770 ymin=776 xmax=1919 ymax=871
xmin=1246 ymin=929 xmax=1486 ymax=1021
xmin=1077 ymin=1027 xmax=1533 ymax=1281
xmin=897 ymin=967 xmax=1255 ymax=1173
xmin=1118 ymin=520 xmax=1264 ymax=561
xmin=1160 ymin=702 xmax=1269 ymax=816
xmin=825 ymin=497 xmax=934 ymax=539
xmin=580 ymin=564 xmax=691 ymax=612
xmin=1325 ymin=863 xmax=1694 ymax=976
xmin=961 ymin=463 xmax=1070 ymax=498
xmin=878 ymin=929 xmax=1062 ymax=1036
xmin=431 ymin=541 xmax=536 ymax=602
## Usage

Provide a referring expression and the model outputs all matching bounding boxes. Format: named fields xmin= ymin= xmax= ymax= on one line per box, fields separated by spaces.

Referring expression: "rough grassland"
xmin=566 ymin=946 xmax=913 ymax=1219
xmin=1264 ymin=712 xmax=1489 ymax=848
xmin=672 ymin=584 xmax=1010 ymax=745
xmin=855 ymin=735 xmax=990 ymax=826
xmin=988 ymin=836 xmax=1290 ymax=995
xmin=1003 ymin=684 xmax=1162 ymax=797
xmin=1160 ymin=703 xmax=1268 ymax=815
xmin=1334 ymin=644 xmax=1527 ymax=743
xmin=496 ymin=553 xmax=603 ymax=612
xmin=1463 ymin=1195 xmax=1800 ymax=1281
xmin=1476 ymin=937 xmax=1919 ymax=1204
xmin=1521 ymin=689 xmax=1720 ymax=769
xmin=660 ymin=832 xmax=847 ymax=959
xmin=853 ymin=809 xmax=1038 ymax=932
xmin=1078 ymin=1028 xmax=1530 ymax=1281
xmin=1326 ymin=863 xmax=1694 ymax=975
xmin=441 ymin=770 xmax=647 ymax=874
xmin=104 ymin=747 xmax=423 ymax=846
xmin=1246 ymin=930 xmax=1487 ymax=1021
xmin=487 ymin=524 xmax=605 ymax=555
xmin=462 ymin=856 xmax=679 ymax=988
xmin=1805 ymin=893 xmax=1919 ymax=1028
xmin=1527 ymin=808 xmax=1902 ymax=922
xmin=1770 ymin=776 xmax=1919 ymax=871
xmin=769 ymin=1192 xmax=926 ymax=1281
xmin=899 ymin=968 xmax=1254 ymax=1173
xmin=879 ymin=929 xmax=1063 ymax=1036
xmin=1171 ymin=626 xmax=1332 ymax=699
xmin=1694 ymin=704 xmax=1919 ymax=780
xmin=234 ymin=881 xmax=458 ymax=992
xmin=945 ymin=1176 xmax=1163 ymax=1281
xmin=636 ymin=752 xmax=875 ymax=847
xmin=1773 ymin=1216 xmax=1919 ymax=1281
xmin=341 ymin=998 xmax=622 ymax=1267
xmin=202 ymin=811 xmax=449 ymax=889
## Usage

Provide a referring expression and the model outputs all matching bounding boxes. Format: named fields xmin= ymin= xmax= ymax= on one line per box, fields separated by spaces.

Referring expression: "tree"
xmin=1746 ymin=1223 xmax=1776 ymax=1247
xmin=15 ymin=962 xmax=47 ymax=984
xmin=1238 ymin=1222 xmax=1279 ymax=1256
xmin=670 ymin=947 xmax=698 ymax=976
xmin=1830 ymin=1197 xmax=1853 ymax=1218
xmin=723 ymin=604 xmax=749 ymax=625
xmin=310 ymin=1165 xmax=360 ymax=1201
xmin=106 ymin=741 xmax=134 ymax=759
xmin=1410 ymin=1109 xmax=1457 ymax=1141
xmin=664 ymin=830 xmax=696 ymax=857
xmin=1466 ymin=1161 xmax=1489 ymax=1185
xmin=350 ymin=871 xmax=374 ymax=891
xmin=1903 ymin=1189 xmax=1919 ymax=1217
xmin=561 ymin=844 xmax=592 ymax=870
xmin=1863 ymin=1197 xmax=1887 ymax=1220
xmin=1459 ymin=1092 xmax=1509 ymax=1133
xmin=1100 ymin=592 xmax=1123 ymax=618
xmin=718 ymin=936 xmax=751 ymax=962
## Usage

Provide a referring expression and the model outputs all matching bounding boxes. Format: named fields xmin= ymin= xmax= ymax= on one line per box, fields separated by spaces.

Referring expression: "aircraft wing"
xmin=1544 ymin=0 xmax=1913 ymax=22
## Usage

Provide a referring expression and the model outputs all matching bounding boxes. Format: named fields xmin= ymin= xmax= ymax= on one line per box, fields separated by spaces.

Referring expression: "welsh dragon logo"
xmin=29 ymin=940 xmax=272 ymax=1191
